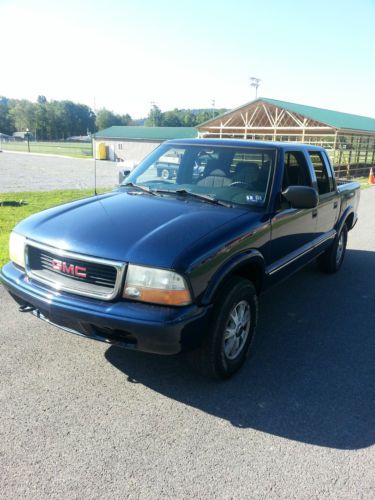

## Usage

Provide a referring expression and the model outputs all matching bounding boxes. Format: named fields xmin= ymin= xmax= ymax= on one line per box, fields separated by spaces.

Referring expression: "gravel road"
xmin=0 ymin=152 xmax=119 ymax=192
xmin=0 ymin=189 xmax=374 ymax=499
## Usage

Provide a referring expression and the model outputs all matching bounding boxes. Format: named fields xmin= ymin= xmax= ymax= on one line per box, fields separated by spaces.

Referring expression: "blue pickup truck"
xmin=1 ymin=139 xmax=360 ymax=378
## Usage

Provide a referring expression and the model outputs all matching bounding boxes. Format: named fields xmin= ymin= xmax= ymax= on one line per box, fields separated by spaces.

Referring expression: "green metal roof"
xmin=262 ymin=98 xmax=375 ymax=133
xmin=94 ymin=126 xmax=197 ymax=141
xmin=199 ymin=97 xmax=375 ymax=133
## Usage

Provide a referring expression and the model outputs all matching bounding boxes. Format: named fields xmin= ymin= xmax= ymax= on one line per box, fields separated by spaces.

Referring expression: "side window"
xmin=282 ymin=151 xmax=312 ymax=190
xmin=309 ymin=151 xmax=334 ymax=194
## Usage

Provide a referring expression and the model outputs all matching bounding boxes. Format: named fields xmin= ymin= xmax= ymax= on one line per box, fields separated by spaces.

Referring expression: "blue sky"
xmin=1 ymin=0 xmax=375 ymax=118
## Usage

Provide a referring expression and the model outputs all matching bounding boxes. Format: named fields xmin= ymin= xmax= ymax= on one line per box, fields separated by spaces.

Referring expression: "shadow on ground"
xmin=105 ymin=249 xmax=375 ymax=450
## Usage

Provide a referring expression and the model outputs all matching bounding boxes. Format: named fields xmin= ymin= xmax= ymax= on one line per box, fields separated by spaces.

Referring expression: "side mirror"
xmin=282 ymin=186 xmax=318 ymax=209
xmin=119 ymin=168 xmax=131 ymax=184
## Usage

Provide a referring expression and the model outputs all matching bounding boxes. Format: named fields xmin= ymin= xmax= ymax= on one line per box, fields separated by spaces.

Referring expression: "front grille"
xmin=25 ymin=241 xmax=125 ymax=300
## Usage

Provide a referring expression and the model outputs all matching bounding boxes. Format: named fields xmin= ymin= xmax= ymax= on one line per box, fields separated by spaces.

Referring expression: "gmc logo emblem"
xmin=52 ymin=259 xmax=87 ymax=278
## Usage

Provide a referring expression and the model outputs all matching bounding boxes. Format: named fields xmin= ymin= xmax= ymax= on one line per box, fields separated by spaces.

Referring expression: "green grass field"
xmin=356 ymin=176 xmax=372 ymax=189
xmin=0 ymin=141 xmax=93 ymax=158
xmin=0 ymin=189 xmax=109 ymax=268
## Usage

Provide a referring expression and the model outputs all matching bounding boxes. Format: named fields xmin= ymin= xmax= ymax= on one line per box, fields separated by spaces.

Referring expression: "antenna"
xmin=92 ymin=97 xmax=98 ymax=196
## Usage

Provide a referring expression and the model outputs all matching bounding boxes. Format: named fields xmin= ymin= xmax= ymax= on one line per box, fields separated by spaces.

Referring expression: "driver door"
xmin=267 ymin=150 xmax=318 ymax=280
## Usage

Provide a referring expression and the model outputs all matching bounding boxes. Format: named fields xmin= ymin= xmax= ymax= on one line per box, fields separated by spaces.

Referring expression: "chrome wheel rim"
xmin=161 ymin=169 xmax=169 ymax=180
xmin=223 ymin=300 xmax=251 ymax=360
xmin=336 ymin=232 xmax=345 ymax=265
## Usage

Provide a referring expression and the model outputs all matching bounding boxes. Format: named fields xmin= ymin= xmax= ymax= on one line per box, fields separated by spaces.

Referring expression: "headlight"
xmin=9 ymin=232 xmax=26 ymax=268
xmin=123 ymin=264 xmax=191 ymax=306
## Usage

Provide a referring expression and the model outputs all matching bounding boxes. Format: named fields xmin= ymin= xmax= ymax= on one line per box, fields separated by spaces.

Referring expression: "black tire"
xmin=188 ymin=277 xmax=258 ymax=379
xmin=317 ymin=224 xmax=348 ymax=274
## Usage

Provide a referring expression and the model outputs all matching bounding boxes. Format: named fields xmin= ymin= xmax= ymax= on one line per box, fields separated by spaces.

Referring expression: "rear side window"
xmin=282 ymin=151 xmax=311 ymax=190
xmin=309 ymin=151 xmax=334 ymax=194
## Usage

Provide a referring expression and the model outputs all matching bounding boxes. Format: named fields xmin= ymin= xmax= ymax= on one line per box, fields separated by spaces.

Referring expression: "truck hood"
xmin=16 ymin=191 xmax=249 ymax=268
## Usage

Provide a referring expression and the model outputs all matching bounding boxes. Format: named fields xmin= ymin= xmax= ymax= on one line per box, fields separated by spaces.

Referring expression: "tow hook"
xmin=19 ymin=305 xmax=36 ymax=313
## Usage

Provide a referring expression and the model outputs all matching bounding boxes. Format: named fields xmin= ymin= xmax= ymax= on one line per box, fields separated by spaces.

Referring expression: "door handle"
xmin=312 ymin=209 xmax=318 ymax=218
xmin=333 ymin=201 xmax=338 ymax=209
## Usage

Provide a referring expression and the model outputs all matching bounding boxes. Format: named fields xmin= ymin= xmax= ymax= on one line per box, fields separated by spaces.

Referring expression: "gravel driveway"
xmin=0 ymin=152 xmax=119 ymax=192
xmin=0 ymin=188 xmax=374 ymax=499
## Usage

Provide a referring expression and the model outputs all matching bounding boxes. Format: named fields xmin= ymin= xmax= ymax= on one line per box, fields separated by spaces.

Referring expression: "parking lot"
xmin=0 ymin=152 xmax=119 ymax=192
xmin=0 ymin=180 xmax=374 ymax=498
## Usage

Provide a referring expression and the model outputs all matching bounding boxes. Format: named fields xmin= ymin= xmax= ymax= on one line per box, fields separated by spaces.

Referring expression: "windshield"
xmin=122 ymin=144 xmax=276 ymax=207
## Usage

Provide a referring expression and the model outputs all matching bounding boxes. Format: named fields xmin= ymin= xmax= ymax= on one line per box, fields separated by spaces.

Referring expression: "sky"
xmin=1 ymin=0 xmax=375 ymax=119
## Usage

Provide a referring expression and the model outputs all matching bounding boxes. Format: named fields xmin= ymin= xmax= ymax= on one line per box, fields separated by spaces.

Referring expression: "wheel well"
xmin=345 ymin=213 xmax=354 ymax=230
xmin=232 ymin=262 xmax=263 ymax=295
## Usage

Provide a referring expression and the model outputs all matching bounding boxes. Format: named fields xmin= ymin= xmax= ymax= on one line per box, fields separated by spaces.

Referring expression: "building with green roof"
xmin=197 ymin=98 xmax=375 ymax=176
xmin=94 ymin=126 xmax=197 ymax=141
xmin=93 ymin=126 xmax=197 ymax=163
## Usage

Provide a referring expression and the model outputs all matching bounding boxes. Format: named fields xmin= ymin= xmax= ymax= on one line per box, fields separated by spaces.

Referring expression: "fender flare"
xmin=336 ymin=206 xmax=355 ymax=235
xmin=201 ymin=250 xmax=266 ymax=305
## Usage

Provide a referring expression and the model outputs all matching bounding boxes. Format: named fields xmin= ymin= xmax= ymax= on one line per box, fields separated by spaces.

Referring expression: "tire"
xmin=317 ymin=224 xmax=348 ymax=274
xmin=188 ymin=277 xmax=258 ymax=379
xmin=161 ymin=168 xmax=170 ymax=180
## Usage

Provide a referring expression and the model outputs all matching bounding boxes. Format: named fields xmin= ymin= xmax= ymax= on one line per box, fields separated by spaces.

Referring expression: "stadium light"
xmin=250 ymin=77 xmax=261 ymax=99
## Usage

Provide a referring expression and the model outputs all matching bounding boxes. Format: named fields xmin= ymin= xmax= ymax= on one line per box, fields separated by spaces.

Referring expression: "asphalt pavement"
xmin=0 ymin=152 xmax=118 ymax=192
xmin=0 ymin=189 xmax=374 ymax=499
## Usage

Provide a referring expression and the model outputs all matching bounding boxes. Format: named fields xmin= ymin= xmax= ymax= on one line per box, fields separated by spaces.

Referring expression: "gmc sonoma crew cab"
xmin=1 ymin=139 xmax=360 ymax=378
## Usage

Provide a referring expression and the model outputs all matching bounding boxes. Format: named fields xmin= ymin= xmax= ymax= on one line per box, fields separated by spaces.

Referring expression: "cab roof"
xmin=166 ymin=138 xmax=325 ymax=151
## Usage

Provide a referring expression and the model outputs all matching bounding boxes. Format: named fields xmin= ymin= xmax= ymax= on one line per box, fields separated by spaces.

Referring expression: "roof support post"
xmin=364 ymin=136 xmax=370 ymax=166
xmin=371 ymin=138 xmax=375 ymax=167
xmin=337 ymin=135 xmax=343 ymax=167
xmin=333 ymin=130 xmax=338 ymax=164
xmin=355 ymin=136 xmax=361 ymax=171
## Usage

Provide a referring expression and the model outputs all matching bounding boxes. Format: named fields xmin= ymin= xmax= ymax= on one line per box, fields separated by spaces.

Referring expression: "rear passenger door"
xmin=308 ymin=151 xmax=339 ymax=235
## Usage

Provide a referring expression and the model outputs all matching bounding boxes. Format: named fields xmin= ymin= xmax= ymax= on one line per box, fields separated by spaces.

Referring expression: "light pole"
xmin=250 ymin=77 xmax=261 ymax=99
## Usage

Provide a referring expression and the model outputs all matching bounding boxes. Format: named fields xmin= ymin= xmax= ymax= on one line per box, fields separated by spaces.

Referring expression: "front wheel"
xmin=188 ymin=277 xmax=258 ymax=379
xmin=317 ymin=224 xmax=348 ymax=273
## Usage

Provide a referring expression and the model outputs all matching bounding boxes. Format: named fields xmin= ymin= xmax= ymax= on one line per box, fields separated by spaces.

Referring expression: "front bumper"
xmin=0 ymin=262 xmax=211 ymax=355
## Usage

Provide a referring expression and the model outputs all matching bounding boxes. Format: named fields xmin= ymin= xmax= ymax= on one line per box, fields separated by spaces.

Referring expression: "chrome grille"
xmin=25 ymin=241 xmax=125 ymax=300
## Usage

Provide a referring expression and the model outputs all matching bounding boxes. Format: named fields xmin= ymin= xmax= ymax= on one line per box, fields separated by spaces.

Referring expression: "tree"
xmin=162 ymin=109 xmax=182 ymax=127
xmin=0 ymin=96 xmax=15 ymax=135
xmin=8 ymin=100 xmax=36 ymax=132
xmin=96 ymin=108 xmax=122 ymax=130
xmin=120 ymin=113 xmax=132 ymax=126
xmin=145 ymin=105 xmax=163 ymax=127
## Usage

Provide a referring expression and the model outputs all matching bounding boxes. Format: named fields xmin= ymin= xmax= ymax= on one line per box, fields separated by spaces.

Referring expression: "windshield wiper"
xmin=123 ymin=182 xmax=157 ymax=196
xmin=154 ymin=188 xmax=232 ymax=208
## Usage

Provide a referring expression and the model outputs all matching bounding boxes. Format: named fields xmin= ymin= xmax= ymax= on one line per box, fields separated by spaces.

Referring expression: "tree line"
xmin=144 ymin=104 xmax=227 ymax=127
xmin=0 ymin=96 xmax=226 ymax=140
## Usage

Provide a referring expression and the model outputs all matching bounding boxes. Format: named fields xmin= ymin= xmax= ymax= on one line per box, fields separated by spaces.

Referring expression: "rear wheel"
xmin=317 ymin=224 xmax=348 ymax=273
xmin=188 ymin=277 xmax=258 ymax=379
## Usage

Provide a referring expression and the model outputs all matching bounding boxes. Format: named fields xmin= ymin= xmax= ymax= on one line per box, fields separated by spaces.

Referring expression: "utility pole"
xmin=250 ymin=77 xmax=261 ymax=99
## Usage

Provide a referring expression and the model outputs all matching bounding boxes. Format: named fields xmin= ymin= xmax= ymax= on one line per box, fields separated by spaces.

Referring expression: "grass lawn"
xmin=355 ymin=176 xmax=372 ymax=189
xmin=0 ymin=141 xmax=93 ymax=158
xmin=0 ymin=188 xmax=109 ymax=268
